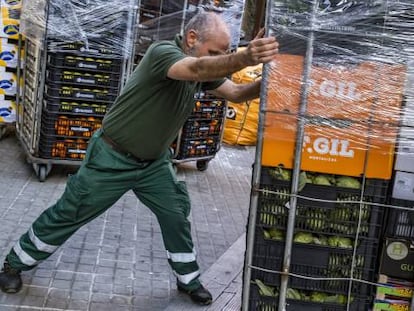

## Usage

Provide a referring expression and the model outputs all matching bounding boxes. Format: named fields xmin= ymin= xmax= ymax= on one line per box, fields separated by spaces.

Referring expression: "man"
xmin=0 ymin=12 xmax=278 ymax=305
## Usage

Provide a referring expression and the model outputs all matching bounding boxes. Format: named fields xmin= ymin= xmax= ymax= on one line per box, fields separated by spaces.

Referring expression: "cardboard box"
xmin=0 ymin=68 xmax=18 ymax=96
xmin=379 ymin=238 xmax=414 ymax=281
xmin=261 ymin=112 xmax=398 ymax=179
xmin=373 ymin=299 xmax=411 ymax=311
xmin=0 ymin=19 xmax=19 ymax=39
xmin=392 ymin=171 xmax=414 ymax=201
xmin=0 ymin=0 xmax=22 ymax=9
xmin=0 ymin=98 xmax=16 ymax=123
xmin=0 ymin=38 xmax=22 ymax=68
xmin=395 ymin=138 xmax=414 ymax=173
xmin=266 ymin=54 xmax=406 ymax=123
xmin=0 ymin=7 xmax=20 ymax=39
xmin=376 ymin=275 xmax=413 ymax=300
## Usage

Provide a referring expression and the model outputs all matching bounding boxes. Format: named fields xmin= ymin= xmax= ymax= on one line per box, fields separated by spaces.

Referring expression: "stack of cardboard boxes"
xmin=0 ymin=0 xmax=22 ymax=131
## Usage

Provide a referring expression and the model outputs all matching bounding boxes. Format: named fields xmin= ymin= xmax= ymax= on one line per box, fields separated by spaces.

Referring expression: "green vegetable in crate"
xmin=266 ymin=228 xmax=284 ymax=240
xmin=298 ymin=171 xmax=312 ymax=191
xmin=260 ymin=211 xmax=276 ymax=226
xmin=329 ymin=207 xmax=351 ymax=222
xmin=313 ymin=234 xmax=328 ymax=246
xmin=324 ymin=294 xmax=350 ymax=304
xmin=328 ymin=236 xmax=353 ymax=248
xmin=313 ymin=174 xmax=333 ymax=186
xmin=255 ymin=279 xmax=277 ymax=297
xmin=258 ymin=303 xmax=277 ymax=311
xmin=293 ymin=232 xmax=314 ymax=244
xmin=268 ymin=167 xmax=291 ymax=181
xmin=310 ymin=291 xmax=328 ymax=303
xmin=305 ymin=208 xmax=326 ymax=230
xmin=286 ymin=288 xmax=302 ymax=300
xmin=335 ymin=176 xmax=361 ymax=189
xmin=352 ymin=203 xmax=371 ymax=221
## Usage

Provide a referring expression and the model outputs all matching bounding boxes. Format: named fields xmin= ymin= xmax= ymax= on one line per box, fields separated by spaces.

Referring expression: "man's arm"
xmin=167 ymin=30 xmax=278 ymax=82
xmin=208 ymin=79 xmax=262 ymax=103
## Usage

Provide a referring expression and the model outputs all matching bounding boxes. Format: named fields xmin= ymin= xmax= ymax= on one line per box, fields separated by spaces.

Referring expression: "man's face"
xmin=188 ymin=30 xmax=230 ymax=57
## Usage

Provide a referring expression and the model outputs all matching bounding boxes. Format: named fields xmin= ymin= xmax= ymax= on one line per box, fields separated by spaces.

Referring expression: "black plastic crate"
xmin=41 ymin=109 xmax=102 ymax=139
xmin=181 ymin=119 xmax=222 ymax=138
xmin=45 ymin=83 xmax=118 ymax=103
xmin=190 ymin=99 xmax=225 ymax=119
xmin=257 ymin=167 xmax=388 ymax=241
xmin=39 ymin=136 xmax=88 ymax=161
xmin=385 ymin=198 xmax=414 ymax=239
xmin=251 ymin=228 xmax=378 ymax=295
xmin=247 ymin=283 xmax=371 ymax=311
xmin=47 ymin=39 xmax=126 ymax=57
xmin=47 ymin=52 xmax=122 ymax=73
xmin=44 ymin=96 xmax=109 ymax=116
xmin=46 ymin=66 xmax=120 ymax=89
xmin=176 ymin=136 xmax=220 ymax=159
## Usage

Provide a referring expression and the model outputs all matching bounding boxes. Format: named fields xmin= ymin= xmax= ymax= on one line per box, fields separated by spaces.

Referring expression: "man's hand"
xmin=241 ymin=28 xmax=279 ymax=66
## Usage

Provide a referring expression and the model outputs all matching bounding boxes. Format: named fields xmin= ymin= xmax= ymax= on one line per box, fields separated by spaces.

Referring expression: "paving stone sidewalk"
xmin=0 ymin=128 xmax=254 ymax=310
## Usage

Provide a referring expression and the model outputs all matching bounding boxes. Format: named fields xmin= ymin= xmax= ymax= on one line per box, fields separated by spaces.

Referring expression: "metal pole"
xmin=241 ymin=1 xmax=272 ymax=309
xmin=277 ymin=1 xmax=318 ymax=310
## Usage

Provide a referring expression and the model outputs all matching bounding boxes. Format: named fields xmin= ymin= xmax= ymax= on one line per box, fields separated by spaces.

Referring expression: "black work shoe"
xmin=0 ymin=262 xmax=22 ymax=293
xmin=177 ymin=283 xmax=213 ymax=305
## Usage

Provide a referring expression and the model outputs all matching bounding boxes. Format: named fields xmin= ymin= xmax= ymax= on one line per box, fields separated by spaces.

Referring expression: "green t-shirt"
xmin=102 ymin=35 xmax=225 ymax=160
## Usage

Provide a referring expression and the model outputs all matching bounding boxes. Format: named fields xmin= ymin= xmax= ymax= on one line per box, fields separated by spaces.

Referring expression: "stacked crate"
xmin=376 ymin=61 xmax=414 ymax=311
xmin=134 ymin=0 xmax=196 ymax=64
xmin=244 ymin=1 xmax=412 ymax=310
xmin=16 ymin=0 xmax=137 ymax=180
xmin=0 ymin=0 xmax=22 ymax=135
xmin=172 ymin=93 xmax=226 ymax=170
xmin=134 ymin=0 xmax=246 ymax=64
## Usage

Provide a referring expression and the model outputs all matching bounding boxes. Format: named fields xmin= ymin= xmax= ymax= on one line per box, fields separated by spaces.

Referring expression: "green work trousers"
xmin=7 ymin=129 xmax=201 ymax=290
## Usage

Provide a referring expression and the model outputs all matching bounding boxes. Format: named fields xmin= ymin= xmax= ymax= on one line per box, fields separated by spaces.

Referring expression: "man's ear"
xmin=186 ymin=29 xmax=198 ymax=48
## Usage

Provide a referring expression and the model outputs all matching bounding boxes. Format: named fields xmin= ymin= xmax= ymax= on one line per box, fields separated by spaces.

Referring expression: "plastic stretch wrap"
xmin=135 ymin=0 xmax=245 ymax=58
xmin=20 ymin=0 xmax=138 ymax=56
xmin=261 ymin=0 xmax=414 ymax=180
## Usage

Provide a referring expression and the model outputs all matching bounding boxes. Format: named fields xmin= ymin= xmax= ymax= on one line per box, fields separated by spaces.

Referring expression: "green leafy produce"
xmin=329 ymin=207 xmax=351 ymax=222
xmin=298 ymin=171 xmax=312 ymax=191
xmin=335 ymin=176 xmax=361 ymax=189
xmin=313 ymin=234 xmax=328 ymax=246
xmin=324 ymin=294 xmax=350 ymax=304
xmin=352 ymin=204 xmax=371 ymax=221
xmin=286 ymin=288 xmax=301 ymax=300
xmin=268 ymin=167 xmax=291 ymax=181
xmin=310 ymin=291 xmax=328 ymax=302
xmin=293 ymin=232 xmax=314 ymax=244
xmin=260 ymin=212 xmax=277 ymax=226
xmin=258 ymin=303 xmax=277 ymax=311
xmin=263 ymin=229 xmax=271 ymax=239
xmin=313 ymin=174 xmax=333 ymax=186
xmin=255 ymin=279 xmax=277 ymax=297
xmin=305 ymin=208 xmax=326 ymax=230
xmin=263 ymin=228 xmax=284 ymax=241
xmin=328 ymin=236 xmax=353 ymax=248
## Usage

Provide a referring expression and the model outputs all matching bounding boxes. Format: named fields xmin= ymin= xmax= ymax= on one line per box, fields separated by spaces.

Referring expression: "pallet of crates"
xmin=0 ymin=0 xmax=22 ymax=139
xmin=171 ymin=92 xmax=226 ymax=171
xmin=242 ymin=1 xmax=412 ymax=310
xmin=375 ymin=68 xmax=414 ymax=311
xmin=15 ymin=0 xmax=138 ymax=181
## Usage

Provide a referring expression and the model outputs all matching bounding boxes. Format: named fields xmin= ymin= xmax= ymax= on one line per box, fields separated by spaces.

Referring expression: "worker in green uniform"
xmin=0 ymin=12 xmax=278 ymax=305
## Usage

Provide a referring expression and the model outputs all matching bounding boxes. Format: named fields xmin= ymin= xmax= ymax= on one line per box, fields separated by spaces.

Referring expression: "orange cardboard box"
xmin=266 ymin=54 xmax=406 ymax=123
xmin=261 ymin=112 xmax=398 ymax=179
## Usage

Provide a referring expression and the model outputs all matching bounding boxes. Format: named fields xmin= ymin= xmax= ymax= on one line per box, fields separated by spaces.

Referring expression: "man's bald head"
xmin=184 ymin=12 xmax=230 ymax=44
